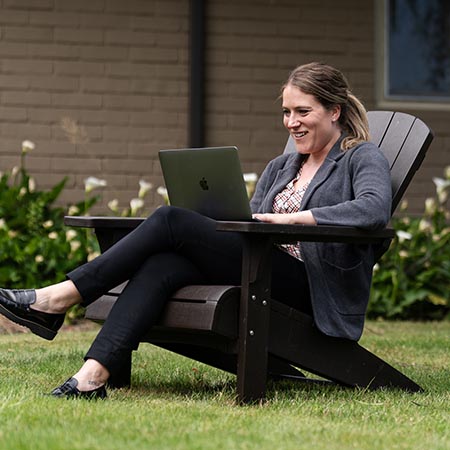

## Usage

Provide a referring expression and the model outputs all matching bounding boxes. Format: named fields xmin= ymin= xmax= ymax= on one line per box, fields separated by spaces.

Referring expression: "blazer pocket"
xmin=322 ymin=259 xmax=370 ymax=315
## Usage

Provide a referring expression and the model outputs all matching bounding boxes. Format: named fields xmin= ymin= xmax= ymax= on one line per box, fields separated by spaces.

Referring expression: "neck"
xmin=303 ymin=151 xmax=328 ymax=168
xmin=304 ymin=133 xmax=342 ymax=167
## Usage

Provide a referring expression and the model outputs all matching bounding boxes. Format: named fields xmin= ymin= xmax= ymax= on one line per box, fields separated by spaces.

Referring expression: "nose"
xmin=287 ymin=115 xmax=301 ymax=129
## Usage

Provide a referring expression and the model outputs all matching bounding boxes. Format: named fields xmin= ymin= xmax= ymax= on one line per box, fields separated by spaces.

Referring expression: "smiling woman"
xmin=0 ymin=62 xmax=392 ymax=399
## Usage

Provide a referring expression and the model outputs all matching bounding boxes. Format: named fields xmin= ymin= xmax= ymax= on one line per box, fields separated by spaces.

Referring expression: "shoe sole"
xmin=0 ymin=303 xmax=57 ymax=340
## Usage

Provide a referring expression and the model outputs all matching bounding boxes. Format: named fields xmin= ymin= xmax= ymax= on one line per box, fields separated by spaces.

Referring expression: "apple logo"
xmin=199 ymin=177 xmax=209 ymax=190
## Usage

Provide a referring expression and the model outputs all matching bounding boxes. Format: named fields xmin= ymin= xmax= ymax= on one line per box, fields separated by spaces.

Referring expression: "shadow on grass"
xmin=114 ymin=372 xmax=350 ymax=404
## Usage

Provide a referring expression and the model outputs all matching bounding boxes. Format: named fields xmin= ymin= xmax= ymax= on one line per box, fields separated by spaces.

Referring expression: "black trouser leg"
xmin=84 ymin=252 xmax=205 ymax=376
xmin=67 ymin=206 xmax=244 ymax=305
xmin=66 ymin=206 xmax=312 ymax=377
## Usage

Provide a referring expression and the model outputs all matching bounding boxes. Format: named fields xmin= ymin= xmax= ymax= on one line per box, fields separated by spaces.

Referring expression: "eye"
xmin=282 ymin=108 xmax=290 ymax=116
xmin=296 ymin=108 xmax=311 ymax=116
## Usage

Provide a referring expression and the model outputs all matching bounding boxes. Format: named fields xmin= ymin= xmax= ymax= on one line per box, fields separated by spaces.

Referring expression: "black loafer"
xmin=0 ymin=288 xmax=65 ymax=340
xmin=51 ymin=377 xmax=107 ymax=399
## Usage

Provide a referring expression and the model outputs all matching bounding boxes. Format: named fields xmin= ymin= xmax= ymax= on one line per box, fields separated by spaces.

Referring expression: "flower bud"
xmin=22 ymin=140 xmax=35 ymax=154
xmin=396 ymin=230 xmax=412 ymax=242
xmin=108 ymin=199 xmax=119 ymax=212
xmin=84 ymin=176 xmax=107 ymax=193
xmin=138 ymin=180 xmax=153 ymax=199
xmin=424 ymin=198 xmax=436 ymax=215
xmin=130 ymin=198 xmax=144 ymax=216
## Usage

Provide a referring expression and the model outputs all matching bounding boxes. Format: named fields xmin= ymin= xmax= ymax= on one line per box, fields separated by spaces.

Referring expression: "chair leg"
xmin=236 ymin=235 xmax=273 ymax=403
xmin=269 ymin=305 xmax=422 ymax=392
xmin=107 ymin=351 xmax=132 ymax=389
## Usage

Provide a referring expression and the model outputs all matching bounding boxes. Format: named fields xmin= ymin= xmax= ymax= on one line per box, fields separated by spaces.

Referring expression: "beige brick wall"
xmin=0 ymin=0 xmax=189 ymax=213
xmin=0 ymin=0 xmax=448 ymax=216
xmin=205 ymin=0 xmax=379 ymax=180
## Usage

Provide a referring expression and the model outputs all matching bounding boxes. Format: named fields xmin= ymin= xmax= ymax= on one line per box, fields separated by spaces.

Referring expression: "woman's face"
xmin=282 ymin=84 xmax=342 ymax=158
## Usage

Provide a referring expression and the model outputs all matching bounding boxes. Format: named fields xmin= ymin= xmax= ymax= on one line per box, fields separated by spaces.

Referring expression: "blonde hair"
xmin=282 ymin=62 xmax=369 ymax=150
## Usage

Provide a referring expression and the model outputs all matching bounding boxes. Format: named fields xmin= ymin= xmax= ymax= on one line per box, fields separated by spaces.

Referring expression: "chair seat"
xmin=86 ymin=284 xmax=240 ymax=339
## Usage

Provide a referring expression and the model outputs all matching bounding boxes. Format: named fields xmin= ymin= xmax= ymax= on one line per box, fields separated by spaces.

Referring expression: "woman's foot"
xmin=51 ymin=377 xmax=107 ymax=399
xmin=0 ymin=289 xmax=65 ymax=340
xmin=0 ymin=281 xmax=81 ymax=340
xmin=33 ymin=280 xmax=83 ymax=314
xmin=51 ymin=359 xmax=109 ymax=399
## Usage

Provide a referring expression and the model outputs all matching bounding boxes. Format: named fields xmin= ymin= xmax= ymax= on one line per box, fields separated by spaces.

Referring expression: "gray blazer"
xmin=250 ymin=138 xmax=392 ymax=341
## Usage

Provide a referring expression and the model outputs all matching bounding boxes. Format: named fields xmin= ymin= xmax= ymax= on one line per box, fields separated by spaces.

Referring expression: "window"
xmin=385 ymin=0 xmax=450 ymax=102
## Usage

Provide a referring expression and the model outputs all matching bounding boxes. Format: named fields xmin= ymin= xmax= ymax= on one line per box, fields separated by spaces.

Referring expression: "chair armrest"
xmin=216 ymin=221 xmax=394 ymax=244
xmin=64 ymin=216 xmax=394 ymax=244
xmin=64 ymin=216 xmax=145 ymax=229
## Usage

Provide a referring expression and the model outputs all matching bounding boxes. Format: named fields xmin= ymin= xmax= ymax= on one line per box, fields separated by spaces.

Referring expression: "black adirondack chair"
xmin=64 ymin=111 xmax=434 ymax=403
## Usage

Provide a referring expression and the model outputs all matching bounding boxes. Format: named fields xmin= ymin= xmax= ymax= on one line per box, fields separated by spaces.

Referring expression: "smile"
xmin=293 ymin=131 xmax=308 ymax=139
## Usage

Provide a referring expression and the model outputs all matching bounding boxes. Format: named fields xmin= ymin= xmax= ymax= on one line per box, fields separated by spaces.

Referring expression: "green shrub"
xmin=0 ymin=141 xmax=99 ymax=291
xmin=369 ymin=166 xmax=450 ymax=320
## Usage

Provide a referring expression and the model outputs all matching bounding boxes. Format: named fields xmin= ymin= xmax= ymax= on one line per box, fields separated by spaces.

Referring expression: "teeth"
xmin=294 ymin=131 xmax=307 ymax=138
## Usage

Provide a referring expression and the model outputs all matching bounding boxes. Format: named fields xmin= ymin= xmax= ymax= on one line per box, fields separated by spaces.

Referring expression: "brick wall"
xmin=0 ymin=0 xmax=448 ymax=215
xmin=0 ymin=0 xmax=189 ymax=212
xmin=205 ymin=0 xmax=378 ymax=180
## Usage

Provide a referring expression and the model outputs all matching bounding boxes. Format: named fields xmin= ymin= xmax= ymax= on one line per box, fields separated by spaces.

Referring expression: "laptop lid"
xmin=158 ymin=146 xmax=252 ymax=220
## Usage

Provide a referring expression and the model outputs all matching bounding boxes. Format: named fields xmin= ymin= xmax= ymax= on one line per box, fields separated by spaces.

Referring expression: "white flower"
xmin=43 ymin=220 xmax=54 ymax=229
xmin=22 ymin=140 xmax=35 ymax=153
xmin=157 ymin=186 xmax=168 ymax=196
xmin=84 ymin=176 xmax=107 ymax=193
xmin=396 ymin=230 xmax=412 ymax=242
xmin=243 ymin=173 xmax=258 ymax=183
xmin=48 ymin=231 xmax=58 ymax=240
xmin=70 ymin=240 xmax=81 ymax=252
xmin=424 ymin=198 xmax=436 ymax=215
xmin=157 ymin=186 xmax=170 ymax=205
xmin=68 ymin=205 xmax=80 ymax=216
xmin=108 ymin=199 xmax=119 ymax=212
xmin=399 ymin=199 xmax=408 ymax=211
xmin=28 ymin=177 xmax=36 ymax=193
xmin=243 ymin=173 xmax=258 ymax=198
xmin=433 ymin=177 xmax=450 ymax=204
xmin=19 ymin=187 xmax=27 ymax=197
xmin=0 ymin=219 xmax=6 ymax=229
xmin=418 ymin=219 xmax=432 ymax=232
xmin=445 ymin=166 xmax=450 ymax=180
xmin=130 ymin=198 xmax=144 ymax=215
xmin=138 ymin=180 xmax=153 ymax=199
xmin=66 ymin=229 xmax=77 ymax=241
xmin=11 ymin=166 xmax=20 ymax=177
xmin=35 ymin=255 xmax=44 ymax=263
xmin=88 ymin=251 xmax=100 ymax=262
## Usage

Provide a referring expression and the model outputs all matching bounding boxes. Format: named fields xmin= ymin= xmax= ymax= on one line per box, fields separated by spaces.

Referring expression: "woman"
xmin=0 ymin=62 xmax=391 ymax=399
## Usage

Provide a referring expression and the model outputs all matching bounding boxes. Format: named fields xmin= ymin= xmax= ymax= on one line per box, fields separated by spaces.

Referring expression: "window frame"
xmin=375 ymin=0 xmax=450 ymax=111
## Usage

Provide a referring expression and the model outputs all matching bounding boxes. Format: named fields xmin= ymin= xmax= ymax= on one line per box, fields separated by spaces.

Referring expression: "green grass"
xmin=0 ymin=321 xmax=449 ymax=450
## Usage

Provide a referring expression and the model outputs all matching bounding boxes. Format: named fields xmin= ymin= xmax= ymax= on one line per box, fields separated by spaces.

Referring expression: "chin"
xmin=294 ymin=144 xmax=310 ymax=154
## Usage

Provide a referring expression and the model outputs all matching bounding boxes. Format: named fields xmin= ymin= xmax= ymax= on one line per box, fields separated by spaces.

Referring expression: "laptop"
xmin=158 ymin=146 xmax=253 ymax=220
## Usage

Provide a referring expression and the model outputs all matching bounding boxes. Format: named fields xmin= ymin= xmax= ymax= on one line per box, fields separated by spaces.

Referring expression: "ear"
xmin=331 ymin=104 xmax=341 ymax=122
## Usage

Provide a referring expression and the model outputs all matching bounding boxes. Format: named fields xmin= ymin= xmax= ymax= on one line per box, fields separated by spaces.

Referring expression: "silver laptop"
xmin=158 ymin=146 xmax=252 ymax=220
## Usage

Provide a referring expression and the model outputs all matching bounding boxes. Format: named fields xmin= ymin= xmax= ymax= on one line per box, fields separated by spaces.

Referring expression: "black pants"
xmin=67 ymin=206 xmax=311 ymax=375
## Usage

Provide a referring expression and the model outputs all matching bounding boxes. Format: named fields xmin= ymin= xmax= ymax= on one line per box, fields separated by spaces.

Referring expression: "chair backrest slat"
xmin=366 ymin=110 xmax=394 ymax=147
xmin=283 ymin=110 xmax=434 ymax=214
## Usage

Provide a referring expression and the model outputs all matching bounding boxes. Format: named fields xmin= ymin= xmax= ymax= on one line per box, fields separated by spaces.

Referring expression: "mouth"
xmin=292 ymin=131 xmax=308 ymax=139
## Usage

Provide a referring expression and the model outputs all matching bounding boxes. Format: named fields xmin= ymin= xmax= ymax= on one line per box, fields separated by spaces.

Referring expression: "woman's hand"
xmin=252 ymin=211 xmax=317 ymax=225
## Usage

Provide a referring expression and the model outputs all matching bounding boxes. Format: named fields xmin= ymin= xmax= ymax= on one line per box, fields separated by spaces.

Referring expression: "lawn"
xmin=0 ymin=321 xmax=449 ymax=450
